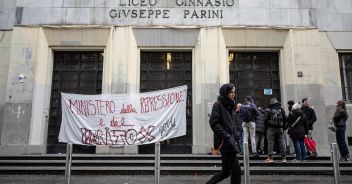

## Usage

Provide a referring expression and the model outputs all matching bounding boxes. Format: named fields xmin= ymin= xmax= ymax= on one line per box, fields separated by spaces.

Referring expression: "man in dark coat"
xmin=301 ymin=98 xmax=317 ymax=138
xmin=234 ymin=103 xmax=243 ymax=154
xmin=255 ymin=107 xmax=267 ymax=155
xmin=240 ymin=96 xmax=260 ymax=156
xmin=265 ymin=98 xmax=287 ymax=163
xmin=301 ymin=98 xmax=317 ymax=157
xmin=207 ymin=83 xmax=241 ymax=184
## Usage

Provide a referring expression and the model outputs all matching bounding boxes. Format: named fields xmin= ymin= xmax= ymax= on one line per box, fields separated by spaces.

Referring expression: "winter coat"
xmin=255 ymin=108 xmax=268 ymax=133
xmin=234 ymin=111 xmax=243 ymax=133
xmin=265 ymin=103 xmax=287 ymax=129
xmin=240 ymin=102 xmax=260 ymax=122
xmin=287 ymin=109 xmax=308 ymax=139
xmin=210 ymin=98 xmax=240 ymax=153
xmin=301 ymin=106 xmax=317 ymax=130
xmin=333 ymin=108 xmax=348 ymax=128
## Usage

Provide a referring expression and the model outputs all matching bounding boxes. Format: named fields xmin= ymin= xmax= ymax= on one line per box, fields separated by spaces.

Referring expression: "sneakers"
xmin=257 ymin=150 xmax=265 ymax=155
xmin=282 ymin=158 xmax=287 ymax=163
xmin=250 ymin=152 xmax=260 ymax=157
xmin=265 ymin=157 xmax=273 ymax=163
xmin=341 ymin=155 xmax=350 ymax=162
xmin=291 ymin=159 xmax=301 ymax=163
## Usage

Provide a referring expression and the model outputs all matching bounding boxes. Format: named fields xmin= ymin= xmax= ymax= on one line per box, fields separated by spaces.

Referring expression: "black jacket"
xmin=255 ymin=108 xmax=268 ymax=133
xmin=301 ymin=106 xmax=317 ymax=130
xmin=287 ymin=109 xmax=308 ymax=139
xmin=234 ymin=111 xmax=243 ymax=133
xmin=333 ymin=108 xmax=348 ymax=128
xmin=265 ymin=103 xmax=287 ymax=129
xmin=240 ymin=102 xmax=259 ymax=122
xmin=210 ymin=100 xmax=240 ymax=153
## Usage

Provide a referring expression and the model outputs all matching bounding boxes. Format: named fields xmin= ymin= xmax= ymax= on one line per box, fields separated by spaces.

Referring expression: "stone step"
xmin=0 ymin=166 xmax=351 ymax=175
xmin=0 ymin=155 xmax=349 ymax=175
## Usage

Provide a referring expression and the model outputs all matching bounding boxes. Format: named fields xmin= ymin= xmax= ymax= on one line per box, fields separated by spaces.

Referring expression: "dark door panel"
xmin=47 ymin=51 xmax=103 ymax=154
xmin=229 ymin=52 xmax=280 ymax=108
xmin=139 ymin=51 xmax=192 ymax=154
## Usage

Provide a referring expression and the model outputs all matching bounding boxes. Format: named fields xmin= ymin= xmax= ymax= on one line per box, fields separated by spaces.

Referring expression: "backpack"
xmin=240 ymin=104 xmax=253 ymax=122
xmin=268 ymin=108 xmax=284 ymax=127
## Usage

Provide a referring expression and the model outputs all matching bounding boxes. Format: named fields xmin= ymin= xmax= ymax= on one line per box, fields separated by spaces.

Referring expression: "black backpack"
xmin=240 ymin=104 xmax=253 ymax=122
xmin=268 ymin=108 xmax=284 ymax=127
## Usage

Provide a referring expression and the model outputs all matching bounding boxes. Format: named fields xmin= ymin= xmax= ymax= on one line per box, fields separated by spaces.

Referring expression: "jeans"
xmin=267 ymin=127 xmax=286 ymax=158
xmin=237 ymin=131 xmax=243 ymax=153
xmin=292 ymin=138 xmax=306 ymax=160
xmin=336 ymin=126 xmax=350 ymax=158
xmin=206 ymin=152 xmax=241 ymax=184
xmin=242 ymin=122 xmax=256 ymax=153
xmin=255 ymin=131 xmax=265 ymax=151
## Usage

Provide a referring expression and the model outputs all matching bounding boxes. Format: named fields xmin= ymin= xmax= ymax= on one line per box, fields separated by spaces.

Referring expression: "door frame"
xmin=227 ymin=48 xmax=285 ymax=107
xmin=45 ymin=47 xmax=105 ymax=153
xmin=137 ymin=47 xmax=195 ymax=153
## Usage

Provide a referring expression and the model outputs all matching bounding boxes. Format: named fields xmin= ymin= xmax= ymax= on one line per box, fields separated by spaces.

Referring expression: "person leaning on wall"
xmin=207 ymin=83 xmax=241 ymax=184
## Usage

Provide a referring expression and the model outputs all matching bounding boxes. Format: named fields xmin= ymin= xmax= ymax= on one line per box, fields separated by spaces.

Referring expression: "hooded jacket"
xmin=209 ymin=84 xmax=240 ymax=153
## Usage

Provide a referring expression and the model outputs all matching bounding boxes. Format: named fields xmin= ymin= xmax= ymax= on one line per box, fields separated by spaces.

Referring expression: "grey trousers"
xmin=266 ymin=127 xmax=286 ymax=158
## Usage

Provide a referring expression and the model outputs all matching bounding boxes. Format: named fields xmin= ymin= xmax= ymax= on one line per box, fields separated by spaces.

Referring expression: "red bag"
xmin=304 ymin=137 xmax=317 ymax=152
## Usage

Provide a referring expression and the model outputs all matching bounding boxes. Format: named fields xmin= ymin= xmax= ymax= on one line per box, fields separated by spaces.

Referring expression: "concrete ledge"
xmin=0 ymin=145 xmax=45 ymax=155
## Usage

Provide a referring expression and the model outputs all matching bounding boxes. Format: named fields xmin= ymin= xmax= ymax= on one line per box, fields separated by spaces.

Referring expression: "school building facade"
xmin=0 ymin=0 xmax=352 ymax=156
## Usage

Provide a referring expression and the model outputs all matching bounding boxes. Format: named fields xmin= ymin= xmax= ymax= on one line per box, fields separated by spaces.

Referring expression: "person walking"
xmin=333 ymin=100 xmax=350 ymax=161
xmin=255 ymin=107 xmax=268 ymax=155
xmin=287 ymin=103 xmax=308 ymax=162
xmin=207 ymin=83 xmax=241 ymax=184
xmin=240 ymin=96 xmax=259 ymax=156
xmin=265 ymin=98 xmax=287 ymax=163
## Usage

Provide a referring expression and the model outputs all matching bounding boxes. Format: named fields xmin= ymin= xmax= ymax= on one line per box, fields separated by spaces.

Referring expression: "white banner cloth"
xmin=59 ymin=85 xmax=187 ymax=146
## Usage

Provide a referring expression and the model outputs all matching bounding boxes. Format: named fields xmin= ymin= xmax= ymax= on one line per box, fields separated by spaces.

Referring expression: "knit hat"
xmin=270 ymin=98 xmax=278 ymax=105
xmin=292 ymin=103 xmax=300 ymax=110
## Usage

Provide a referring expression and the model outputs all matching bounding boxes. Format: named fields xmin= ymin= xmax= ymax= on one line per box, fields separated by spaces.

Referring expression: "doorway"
xmin=139 ymin=51 xmax=192 ymax=154
xmin=47 ymin=51 xmax=103 ymax=154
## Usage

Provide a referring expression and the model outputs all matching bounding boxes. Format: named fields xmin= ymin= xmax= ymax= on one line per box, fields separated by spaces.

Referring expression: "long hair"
xmin=337 ymin=100 xmax=346 ymax=110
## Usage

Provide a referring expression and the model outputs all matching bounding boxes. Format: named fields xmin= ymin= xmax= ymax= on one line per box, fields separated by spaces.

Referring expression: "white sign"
xmin=264 ymin=88 xmax=272 ymax=95
xmin=59 ymin=86 xmax=187 ymax=146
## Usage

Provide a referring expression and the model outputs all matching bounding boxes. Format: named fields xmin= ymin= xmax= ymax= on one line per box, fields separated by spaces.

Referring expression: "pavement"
xmin=1 ymin=175 xmax=352 ymax=184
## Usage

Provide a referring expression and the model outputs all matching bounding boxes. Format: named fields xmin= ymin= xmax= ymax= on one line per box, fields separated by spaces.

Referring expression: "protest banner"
xmin=59 ymin=85 xmax=187 ymax=146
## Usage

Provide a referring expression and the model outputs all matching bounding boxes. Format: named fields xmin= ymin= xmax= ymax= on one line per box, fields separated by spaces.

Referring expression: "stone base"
xmin=0 ymin=145 xmax=45 ymax=155
xmin=96 ymin=145 xmax=138 ymax=154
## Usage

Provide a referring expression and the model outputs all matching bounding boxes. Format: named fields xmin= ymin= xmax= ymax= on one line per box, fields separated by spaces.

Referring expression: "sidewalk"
xmin=1 ymin=175 xmax=352 ymax=184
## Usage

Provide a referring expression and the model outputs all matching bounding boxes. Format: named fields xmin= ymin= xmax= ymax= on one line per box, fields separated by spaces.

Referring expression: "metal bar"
xmin=331 ymin=143 xmax=341 ymax=184
xmin=65 ymin=143 xmax=73 ymax=184
xmin=243 ymin=142 xmax=250 ymax=184
xmin=154 ymin=142 xmax=161 ymax=184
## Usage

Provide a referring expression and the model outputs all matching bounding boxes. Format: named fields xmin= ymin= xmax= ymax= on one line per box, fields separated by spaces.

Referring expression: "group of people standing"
xmin=207 ymin=83 xmax=350 ymax=184
xmin=234 ymin=96 xmax=317 ymax=163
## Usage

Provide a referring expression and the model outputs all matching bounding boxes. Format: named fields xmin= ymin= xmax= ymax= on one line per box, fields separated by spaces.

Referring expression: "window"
xmin=339 ymin=53 xmax=352 ymax=102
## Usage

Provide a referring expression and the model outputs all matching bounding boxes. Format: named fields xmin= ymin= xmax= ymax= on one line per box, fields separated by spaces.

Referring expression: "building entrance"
xmin=139 ymin=51 xmax=192 ymax=154
xmin=47 ymin=51 xmax=103 ymax=154
xmin=229 ymin=52 xmax=281 ymax=107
